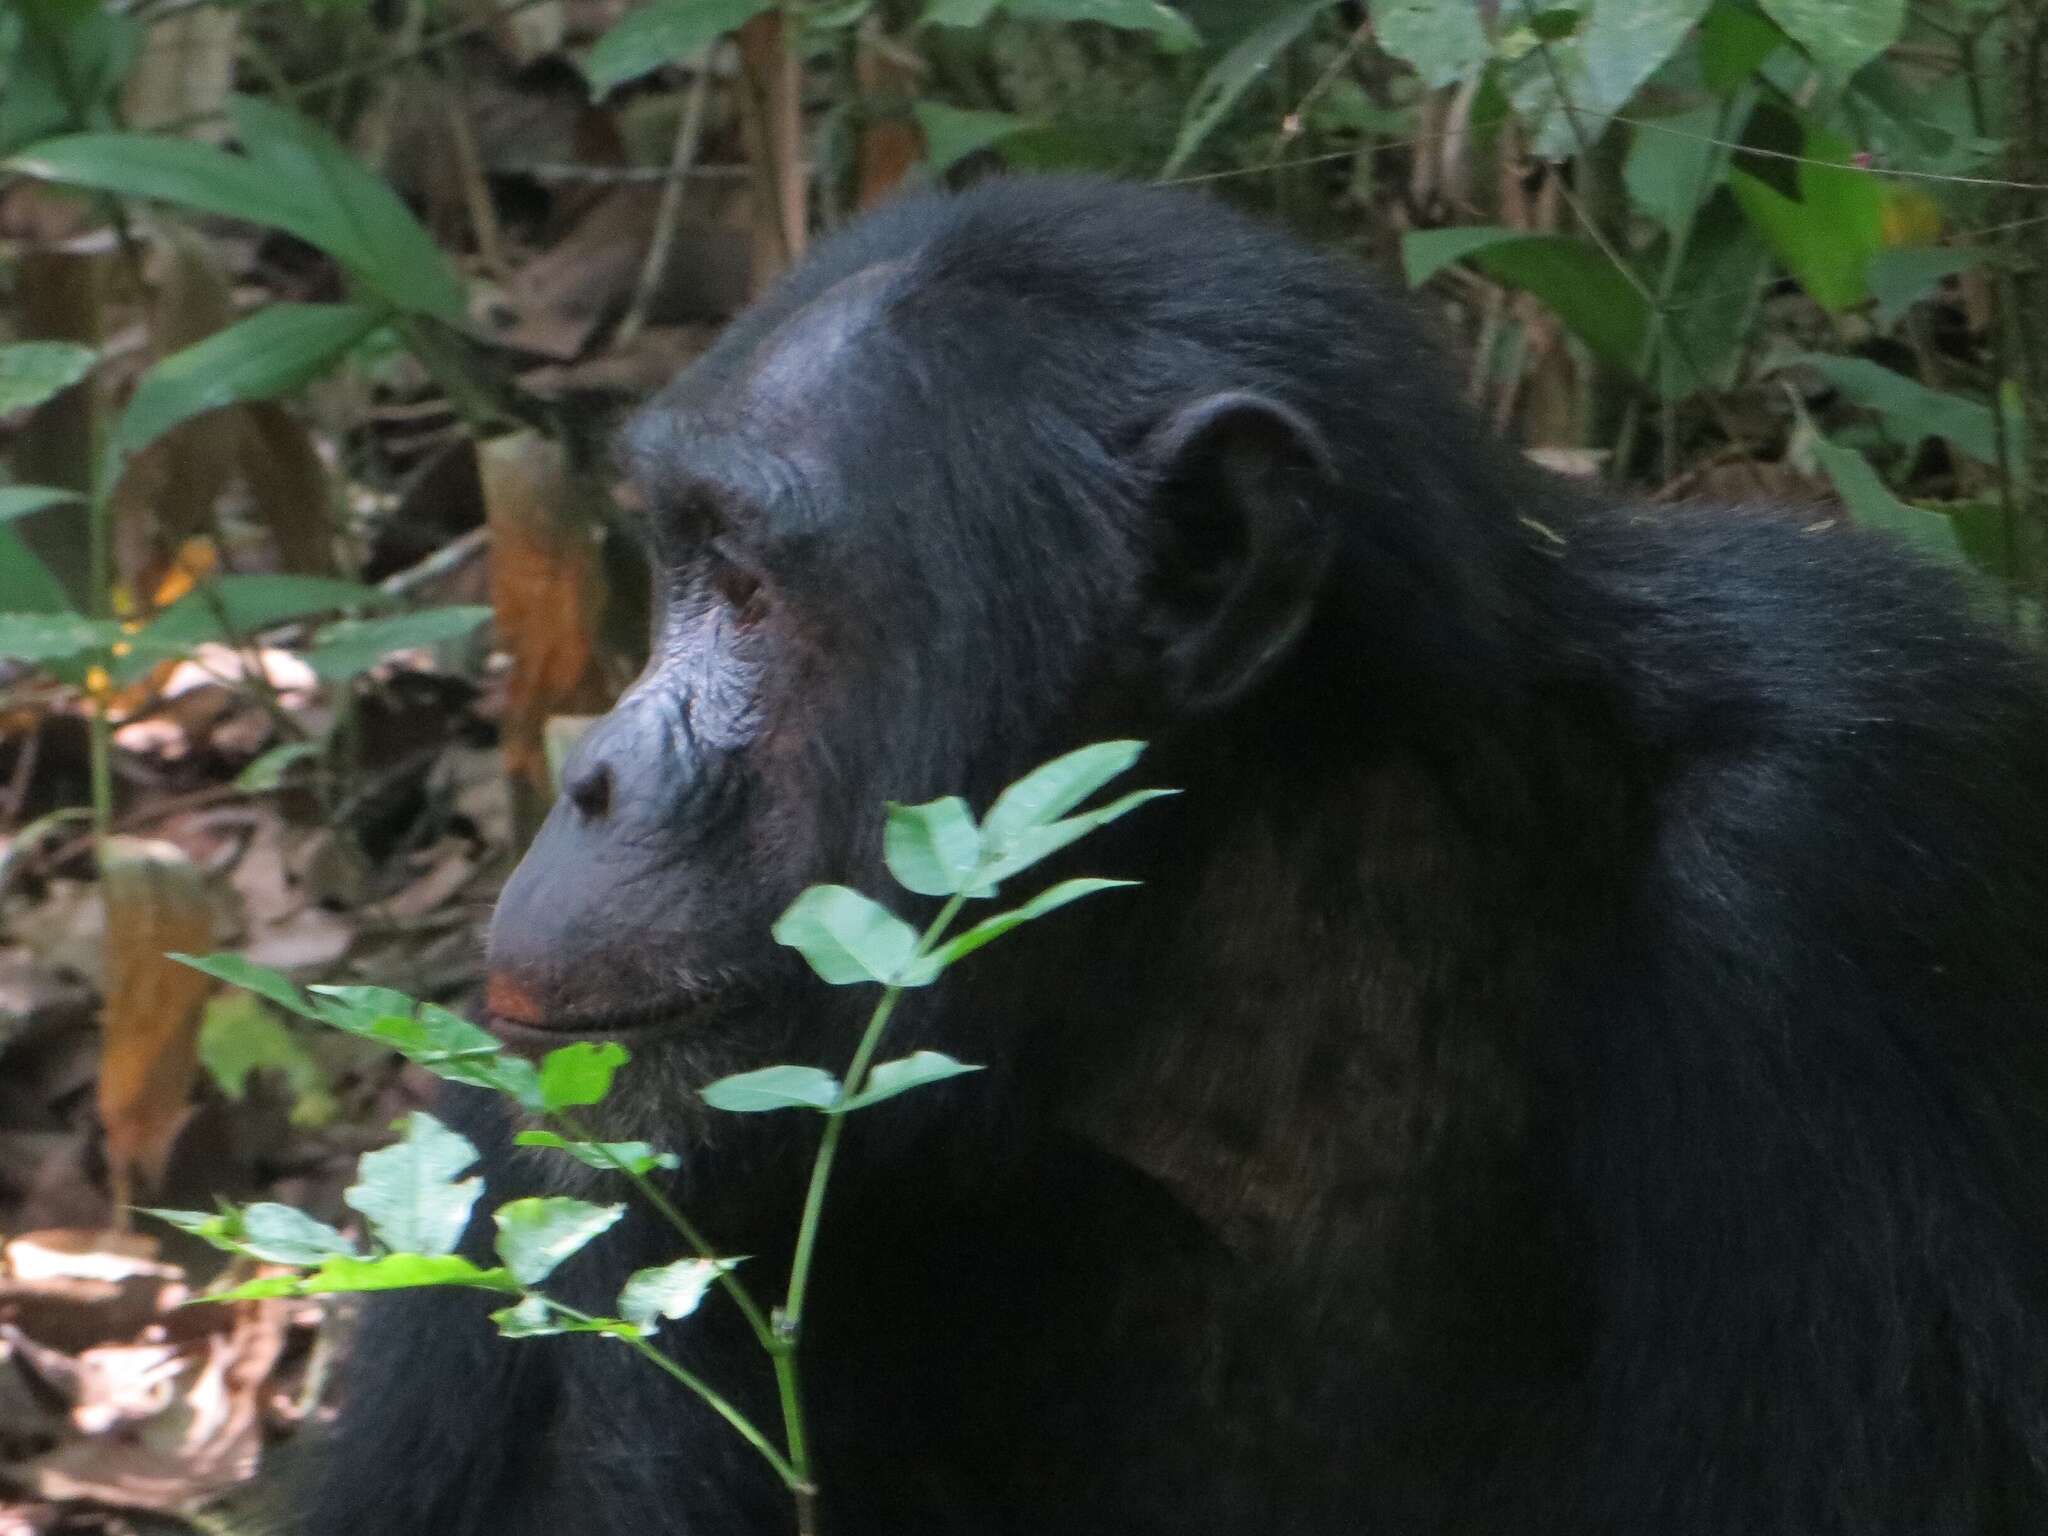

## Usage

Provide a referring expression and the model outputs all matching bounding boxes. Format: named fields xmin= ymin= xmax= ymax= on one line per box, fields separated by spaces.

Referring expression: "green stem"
xmin=551 ymin=1109 xmax=777 ymax=1353
xmin=544 ymin=1301 xmax=799 ymax=1488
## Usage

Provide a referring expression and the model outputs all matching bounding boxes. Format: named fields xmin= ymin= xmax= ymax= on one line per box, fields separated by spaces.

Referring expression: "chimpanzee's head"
xmin=483 ymin=178 xmax=1493 ymax=1110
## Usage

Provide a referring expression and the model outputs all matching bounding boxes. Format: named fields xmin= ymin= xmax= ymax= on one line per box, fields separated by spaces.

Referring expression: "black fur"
xmin=304 ymin=178 xmax=2048 ymax=1535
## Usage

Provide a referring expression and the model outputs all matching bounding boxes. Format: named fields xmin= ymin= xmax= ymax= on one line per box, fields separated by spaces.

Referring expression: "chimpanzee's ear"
xmin=1140 ymin=390 xmax=1337 ymax=714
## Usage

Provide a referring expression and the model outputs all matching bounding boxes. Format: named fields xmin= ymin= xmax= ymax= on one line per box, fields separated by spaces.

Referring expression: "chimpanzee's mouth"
xmin=483 ymin=996 xmax=713 ymax=1052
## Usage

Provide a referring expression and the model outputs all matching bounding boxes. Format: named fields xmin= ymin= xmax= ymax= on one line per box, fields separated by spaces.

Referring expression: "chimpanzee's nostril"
xmin=566 ymin=759 xmax=613 ymax=820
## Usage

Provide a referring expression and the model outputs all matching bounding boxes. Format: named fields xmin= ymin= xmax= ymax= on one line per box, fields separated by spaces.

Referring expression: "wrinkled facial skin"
xmin=482 ymin=261 xmax=1145 ymax=1130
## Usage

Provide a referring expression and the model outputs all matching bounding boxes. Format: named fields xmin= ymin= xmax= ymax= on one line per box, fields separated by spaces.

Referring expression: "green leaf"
xmin=884 ymin=796 xmax=983 ymax=896
xmin=0 ymin=532 xmax=71 ymax=615
xmin=1161 ymin=0 xmax=1333 ymax=177
xmin=1811 ymin=435 xmax=1967 ymax=565
xmin=0 ymin=341 xmax=95 ymax=413
xmin=1500 ymin=0 xmax=1712 ymax=161
xmin=1699 ymin=1 xmax=1786 ymax=91
xmin=172 ymin=951 xmax=321 ymax=1019
xmin=922 ymin=0 xmax=1000 ymax=21
xmin=1367 ymin=0 xmax=1487 ymax=89
xmin=132 ymin=572 xmax=387 ymax=656
xmin=700 ymin=1063 xmax=843 ymax=1113
xmin=983 ymin=740 xmax=1144 ymax=846
xmin=772 ymin=884 xmax=919 ymax=984
xmin=198 ymin=992 xmax=335 ymax=1126
xmin=344 ymin=1111 xmax=484 ymax=1256
xmin=490 ymin=1295 xmax=639 ymax=1338
xmin=115 ymin=304 xmax=384 ymax=459
xmin=584 ymin=0 xmax=775 ymax=96
xmin=236 ymin=1202 xmax=358 ymax=1265
xmin=1868 ymin=246 xmax=1981 ymax=329
xmin=0 ymin=485 xmax=87 ymax=525
xmin=1728 ymin=112 xmax=1884 ymax=313
xmin=912 ymin=103 xmax=1032 ymax=175
xmin=976 ymin=788 xmax=1175 ymax=887
xmin=1781 ymin=353 xmax=1996 ymax=464
xmin=515 ymin=1131 xmax=680 ymax=1175
xmin=837 ymin=1051 xmax=984 ymax=1112
xmin=618 ymin=1257 xmax=741 ymax=1331
xmin=236 ymin=740 xmax=323 ymax=793
xmin=538 ymin=1040 xmax=630 ymax=1112
xmin=211 ymin=1253 xmax=520 ymax=1301
xmin=904 ymin=878 xmax=1135 ymax=982
xmin=1404 ymin=225 xmax=1651 ymax=375
xmin=1654 ymin=196 xmax=1771 ymax=397
xmin=227 ymin=96 xmax=467 ymax=323
xmin=1624 ymin=102 xmax=1724 ymax=235
xmin=303 ymin=605 xmax=491 ymax=681
xmin=493 ymin=1197 xmax=626 ymax=1286
xmin=1757 ymin=0 xmax=1903 ymax=88
xmin=1002 ymin=0 xmax=1198 ymax=51
xmin=0 ymin=613 xmax=120 ymax=663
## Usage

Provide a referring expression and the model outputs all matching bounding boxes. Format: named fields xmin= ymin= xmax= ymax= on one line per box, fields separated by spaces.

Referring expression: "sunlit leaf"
xmin=618 ymin=1257 xmax=742 ymax=1331
xmin=171 ymin=951 xmax=320 ymax=1020
xmin=538 ymin=1040 xmax=630 ymax=1112
xmin=883 ymin=796 xmax=982 ymax=896
xmin=234 ymin=1202 xmax=357 ymax=1265
xmin=344 ymin=1111 xmax=483 ymax=1256
xmin=975 ymin=789 xmax=1175 ymax=887
xmin=772 ymin=885 xmax=919 ymax=984
xmin=837 ymin=1051 xmax=984 ymax=1112
xmin=903 ymin=878 xmax=1135 ymax=983
xmin=493 ymin=1197 xmax=626 ymax=1286
xmin=983 ymin=740 xmax=1145 ymax=846
xmin=700 ymin=1064 xmax=843 ymax=1113
xmin=210 ymin=1253 xmax=519 ymax=1301
xmin=515 ymin=1131 xmax=680 ymax=1175
xmin=491 ymin=1294 xmax=639 ymax=1338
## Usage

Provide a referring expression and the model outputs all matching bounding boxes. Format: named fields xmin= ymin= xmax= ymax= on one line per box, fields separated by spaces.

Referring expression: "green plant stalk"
xmin=553 ymin=1107 xmax=779 ymax=1353
xmin=543 ymin=1300 xmax=800 ymax=1488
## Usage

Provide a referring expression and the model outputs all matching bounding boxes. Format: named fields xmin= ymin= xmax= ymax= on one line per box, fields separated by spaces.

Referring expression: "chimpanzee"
xmin=304 ymin=177 xmax=2048 ymax=1536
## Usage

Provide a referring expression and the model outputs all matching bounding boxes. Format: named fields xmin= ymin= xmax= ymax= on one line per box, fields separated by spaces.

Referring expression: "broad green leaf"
xmin=700 ymin=1063 xmax=843 ymax=1113
xmin=491 ymin=1295 xmax=639 ymax=1338
xmin=493 ymin=1197 xmax=626 ymax=1286
xmin=115 ymin=304 xmax=384 ymax=459
xmin=135 ymin=573 xmax=387 ymax=652
xmin=1868 ymin=247 xmax=1981 ymax=329
xmin=1003 ymin=0 xmax=1198 ymax=51
xmin=538 ymin=1040 xmax=630 ymax=1112
xmin=301 ymin=986 xmax=544 ymax=1109
xmin=211 ymin=1253 xmax=520 ymax=1301
xmin=983 ymin=740 xmax=1144 ymax=846
xmin=618 ymin=1257 xmax=741 ymax=1331
xmin=515 ymin=1131 xmax=680 ymax=1175
xmin=0 ymin=532 xmax=70 ymax=615
xmin=1812 ymin=436 xmax=1967 ymax=566
xmin=165 ymin=1201 xmax=356 ymax=1265
xmin=837 ymin=1051 xmax=984 ymax=1112
xmin=141 ymin=1206 xmax=243 ymax=1249
xmin=1728 ymin=112 xmax=1884 ymax=313
xmin=304 ymin=605 xmax=491 ymax=681
xmin=227 ymin=96 xmax=466 ymax=323
xmin=7 ymin=133 xmax=339 ymax=267
xmin=884 ymin=796 xmax=982 ymax=896
xmin=0 ymin=485 xmax=87 ymax=525
xmin=198 ymin=992 xmax=335 ymax=1126
xmin=1654 ymin=196 xmax=1771 ymax=397
xmin=913 ymin=103 xmax=1032 ymax=175
xmin=172 ymin=951 xmax=321 ymax=1019
xmin=772 ymin=885 xmax=919 ymax=984
xmin=1624 ymin=102 xmax=1725 ymax=235
xmin=584 ymin=0 xmax=774 ymax=96
xmin=0 ymin=613 xmax=119 ymax=663
xmin=1757 ymin=0 xmax=1902 ymax=87
xmin=344 ymin=1111 xmax=483 ymax=1256
xmin=1405 ymin=228 xmax=1653 ymax=375
xmin=1368 ymin=0 xmax=1487 ymax=88
xmin=1500 ymin=0 xmax=1712 ymax=161
xmin=1699 ymin=1 xmax=1786 ymax=91
xmin=1161 ymin=0 xmax=1333 ymax=177
xmin=975 ymin=788 xmax=1176 ymax=886
xmin=904 ymin=878 xmax=1135 ymax=982
xmin=1781 ymin=353 xmax=1996 ymax=464
xmin=0 ymin=342 xmax=95 ymax=413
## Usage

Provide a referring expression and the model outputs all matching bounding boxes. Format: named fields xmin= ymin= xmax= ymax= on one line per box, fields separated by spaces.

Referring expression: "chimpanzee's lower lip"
xmin=484 ymin=1004 xmax=698 ymax=1050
